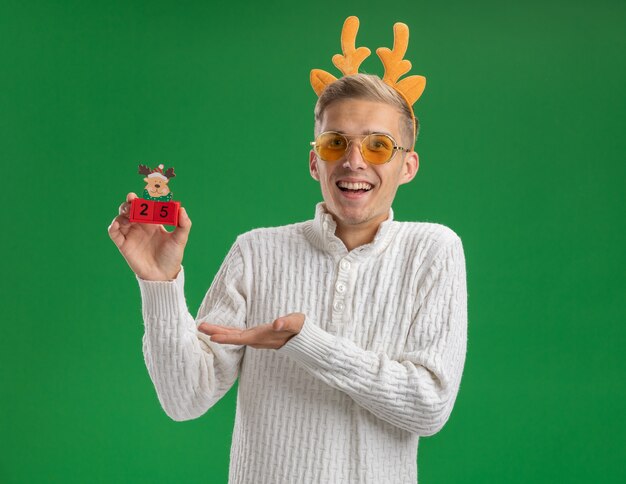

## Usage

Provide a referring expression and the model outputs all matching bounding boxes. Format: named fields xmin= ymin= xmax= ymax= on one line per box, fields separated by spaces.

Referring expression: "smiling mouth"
xmin=336 ymin=181 xmax=373 ymax=194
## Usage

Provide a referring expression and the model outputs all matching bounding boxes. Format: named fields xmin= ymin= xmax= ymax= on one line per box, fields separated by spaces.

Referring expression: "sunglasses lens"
xmin=314 ymin=132 xmax=398 ymax=164
xmin=315 ymin=132 xmax=348 ymax=162
xmin=362 ymin=134 xmax=394 ymax=164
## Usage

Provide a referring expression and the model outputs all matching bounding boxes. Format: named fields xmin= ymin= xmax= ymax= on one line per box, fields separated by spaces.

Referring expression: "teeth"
xmin=337 ymin=181 xmax=373 ymax=190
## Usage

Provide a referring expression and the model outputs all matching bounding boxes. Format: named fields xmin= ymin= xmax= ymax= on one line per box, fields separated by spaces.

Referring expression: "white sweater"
xmin=138 ymin=203 xmax=468 ymax=483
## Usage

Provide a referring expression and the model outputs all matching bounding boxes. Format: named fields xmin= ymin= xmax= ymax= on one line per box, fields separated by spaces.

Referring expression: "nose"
xmin=342 ymin=140 xmax=368 ymax=171
xmin=155 ymin=184 xmax=161 ymax=188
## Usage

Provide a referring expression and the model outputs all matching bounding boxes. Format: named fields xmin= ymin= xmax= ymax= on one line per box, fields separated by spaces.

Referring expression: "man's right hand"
xmin=107 ymin=192 xmax=192 ymax=281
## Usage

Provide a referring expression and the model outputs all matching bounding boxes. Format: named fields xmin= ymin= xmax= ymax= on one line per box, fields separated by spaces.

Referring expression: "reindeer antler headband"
xmin=311 ymin=16 xmax=426 ymax=144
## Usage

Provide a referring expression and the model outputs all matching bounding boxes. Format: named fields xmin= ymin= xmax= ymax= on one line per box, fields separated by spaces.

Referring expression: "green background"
xmin=1 ymin=0 xmax=624 ymax=482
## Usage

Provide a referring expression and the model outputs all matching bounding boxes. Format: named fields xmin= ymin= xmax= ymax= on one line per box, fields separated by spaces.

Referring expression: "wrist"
xmin=136 ymin=266 xmax=181 ymax=282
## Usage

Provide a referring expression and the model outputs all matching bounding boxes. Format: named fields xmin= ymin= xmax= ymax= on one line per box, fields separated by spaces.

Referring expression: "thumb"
xmin=273 ymin=318 xmax=286 ymax=331
xmin=273 ymin=313 xmax=304 ymax=333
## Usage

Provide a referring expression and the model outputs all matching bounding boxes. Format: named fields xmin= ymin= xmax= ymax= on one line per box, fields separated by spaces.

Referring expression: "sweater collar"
xmin=303 ymin=202 xmax=397 ymax=257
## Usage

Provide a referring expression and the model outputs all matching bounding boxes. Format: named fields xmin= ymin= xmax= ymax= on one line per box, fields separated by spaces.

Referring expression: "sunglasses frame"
xmin=310 ymin=131 xmax=411 ymax=165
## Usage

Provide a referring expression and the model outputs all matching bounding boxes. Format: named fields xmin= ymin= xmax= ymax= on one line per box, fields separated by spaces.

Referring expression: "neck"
xmin=334 ymin=216 xmax=388 ymax=251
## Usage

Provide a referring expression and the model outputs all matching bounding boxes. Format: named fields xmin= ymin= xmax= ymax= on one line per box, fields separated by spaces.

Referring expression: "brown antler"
xmin=311 ymin=16 xmax=371 ymax=96
xmin=332 ymin=16 xmax=371 ymax=76
xmin=138 ymin=164 xmax=152 ymax=175
xmin=376 ymin=22 xmax=426 ymax=105
xmin=164 ymin=167 xmax=176 ymax=179
xmin=376 ymin=22 xmax=412 ymax=85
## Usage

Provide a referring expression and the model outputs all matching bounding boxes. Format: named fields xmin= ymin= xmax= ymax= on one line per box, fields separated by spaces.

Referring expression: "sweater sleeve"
xmin=139 ymin=242 xmax=247 ymax=421
xmin=277 ymin=236 xmax=468 ymax=436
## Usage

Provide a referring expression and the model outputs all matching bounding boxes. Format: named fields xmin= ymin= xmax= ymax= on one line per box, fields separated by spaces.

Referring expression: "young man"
xmin=109 ymin=19 xmax=467 ymax=484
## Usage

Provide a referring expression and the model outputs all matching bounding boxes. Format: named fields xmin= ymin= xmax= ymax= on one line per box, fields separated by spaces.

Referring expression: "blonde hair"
xmin=314 ymin=74 xmax=419 ymax=148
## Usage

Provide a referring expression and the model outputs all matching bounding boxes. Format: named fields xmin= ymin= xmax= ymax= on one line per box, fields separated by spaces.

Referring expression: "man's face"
xmin=310 ymin=99 xmax=419 ymax=231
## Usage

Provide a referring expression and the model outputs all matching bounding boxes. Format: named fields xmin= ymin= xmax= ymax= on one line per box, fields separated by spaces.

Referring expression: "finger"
xmin=118 ymin=202 xmax=131 ymax=217
xmin=113 ymin=212 xmax=131 ymax=228
xmin=209 ymin=332 xmax=245 ymax=345
xmin=171 ymin=207 xmax=192 ymax=245
xmin=210 ymin=327 xmax=286 ymax=349
xmin=199 ymin=323 xmax=242 ymax=333
xmin=198 ymin=323 xmax=242 ymax=335
xmin=214 ymin=325 xmax=267 ymax=345
xmin=119 ymin=193 xmax=138 ymax=216
xmin=108 ymin=217 xmax=128 ymax=247
xmin=108 ymin=218 xmax=122 ymax=244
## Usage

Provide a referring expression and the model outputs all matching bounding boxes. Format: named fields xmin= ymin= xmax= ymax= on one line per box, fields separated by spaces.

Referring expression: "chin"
xmin=334 ymin=207 xmax=370 ymax=225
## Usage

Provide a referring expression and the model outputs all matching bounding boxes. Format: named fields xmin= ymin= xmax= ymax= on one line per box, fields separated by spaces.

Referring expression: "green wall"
xmin=1 ymin=0 xmax=624 ymax=482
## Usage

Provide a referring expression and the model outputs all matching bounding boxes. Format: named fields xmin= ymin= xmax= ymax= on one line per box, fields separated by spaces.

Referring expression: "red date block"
xmin=130 ymin=198 xmax=154 ymax=223
xmin=129 ymin=199 xmax=180 ymax=227
xmin=153 ymin=201 xmax=179 ymax=226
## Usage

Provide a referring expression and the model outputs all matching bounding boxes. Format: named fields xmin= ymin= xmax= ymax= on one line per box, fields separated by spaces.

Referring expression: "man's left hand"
xmin=198 ymin=313 xmax=305 ymax=349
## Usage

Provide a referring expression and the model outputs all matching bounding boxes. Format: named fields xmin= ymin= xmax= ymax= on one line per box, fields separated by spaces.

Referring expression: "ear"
xmin=309 ymin=150 xmax=320 ymax=181
xmin=163 ymin=178 xmax=170 ymax=184
xmin=399 ymin=151 xmax=419 ymax=185
xmin=143 ymin=177 xmax=149 ymax=183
